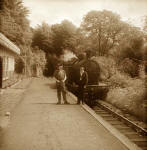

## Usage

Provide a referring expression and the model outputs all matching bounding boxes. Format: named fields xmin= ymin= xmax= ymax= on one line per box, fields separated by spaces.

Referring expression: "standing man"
xmin=77 ymin=67 xmax=88 ymax=104
xmin=54 ymin=63 xmax=70 ymax=104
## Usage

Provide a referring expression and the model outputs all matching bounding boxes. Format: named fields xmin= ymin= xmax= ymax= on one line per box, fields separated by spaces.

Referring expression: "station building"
xmin=0 ymin=32 xmax=20 ymax=88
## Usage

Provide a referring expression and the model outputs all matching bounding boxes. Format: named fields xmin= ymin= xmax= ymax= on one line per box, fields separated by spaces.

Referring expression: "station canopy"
xmin=0 ymin=32 xmax=20 ymax=55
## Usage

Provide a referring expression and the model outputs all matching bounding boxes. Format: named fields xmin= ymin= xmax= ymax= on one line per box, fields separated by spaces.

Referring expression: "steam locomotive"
xmin=64 ymin=53 xmax=109 ymax=107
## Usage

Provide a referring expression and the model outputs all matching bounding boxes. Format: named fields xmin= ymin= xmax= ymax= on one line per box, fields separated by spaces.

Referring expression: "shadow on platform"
xmin=45 ymin=83 xmax=56 ymax=89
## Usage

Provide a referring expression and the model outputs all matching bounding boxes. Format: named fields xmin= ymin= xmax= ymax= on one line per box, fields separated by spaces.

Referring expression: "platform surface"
xmin=0 ymin=78 xmax=128 ymax=150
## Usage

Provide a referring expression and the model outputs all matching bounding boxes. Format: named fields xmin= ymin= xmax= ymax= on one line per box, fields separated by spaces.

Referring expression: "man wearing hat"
xmin=54 ymin=63 xmax=69 ymax=104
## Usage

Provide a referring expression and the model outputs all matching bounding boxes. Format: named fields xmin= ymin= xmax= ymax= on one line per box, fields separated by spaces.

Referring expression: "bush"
xmin=117 ymin=37 xmax=144 ymax=62
xmin=143 ymin=46 xmax=147 ymax=74
xmin=91 ymin=56 xmax=117 ymax=81
xmin=106 ymin=77 xmax=147 ymax=122
xmin=114 ymin=37 xmax=145 ymax=77
xmin=119 ymin=58 xmax=139 ymax=77
xmin=108 ymin=71 xmax=130 ymax=88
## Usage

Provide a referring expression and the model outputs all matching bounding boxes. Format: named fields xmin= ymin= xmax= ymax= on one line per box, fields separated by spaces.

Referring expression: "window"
xmin=2 ymin=56 xmax=8 ymax=80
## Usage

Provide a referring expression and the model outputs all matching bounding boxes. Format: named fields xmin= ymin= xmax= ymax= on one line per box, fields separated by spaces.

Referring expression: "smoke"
xmin=60 ymin=50 xmax=77 ymax=62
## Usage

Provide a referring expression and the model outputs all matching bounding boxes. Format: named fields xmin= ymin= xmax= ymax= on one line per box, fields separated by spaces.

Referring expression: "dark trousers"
xmin=56 ymin=81 xmax=67 ymax=103
xmin=77 ymin=86 xmax=84 ymax=104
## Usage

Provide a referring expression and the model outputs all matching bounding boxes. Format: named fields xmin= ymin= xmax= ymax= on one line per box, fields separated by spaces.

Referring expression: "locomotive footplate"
xmin=84 ymin=85 xmax=109 ymax=107
xmin=66 ymin=83 xmax=109 ymax=107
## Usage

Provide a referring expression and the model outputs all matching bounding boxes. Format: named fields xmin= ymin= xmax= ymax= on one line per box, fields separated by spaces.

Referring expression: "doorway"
xmin=0 ymin=57 xmax=2 ymax=88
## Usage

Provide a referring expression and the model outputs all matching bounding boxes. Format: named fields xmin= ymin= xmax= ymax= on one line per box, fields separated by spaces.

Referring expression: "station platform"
xmin=0 ymin=78 xmax=128 ymax=150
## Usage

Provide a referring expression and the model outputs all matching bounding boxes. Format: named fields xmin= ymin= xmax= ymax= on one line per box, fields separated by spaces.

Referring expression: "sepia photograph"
xmin=0 ymin=0 xmax=147 ymax=149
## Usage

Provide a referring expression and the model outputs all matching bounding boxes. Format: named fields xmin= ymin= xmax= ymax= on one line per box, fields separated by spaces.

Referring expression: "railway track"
xmin=93 ymin=101 xmax=147 ymax=150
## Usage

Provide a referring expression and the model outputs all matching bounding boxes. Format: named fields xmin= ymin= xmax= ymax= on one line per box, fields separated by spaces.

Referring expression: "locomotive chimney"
xmin=85 ymin=50 xmax=93 ymax=59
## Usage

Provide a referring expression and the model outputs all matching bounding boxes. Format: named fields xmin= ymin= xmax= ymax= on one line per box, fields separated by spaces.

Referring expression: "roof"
xmin=0 ymin=33 xmax=20 ymax=55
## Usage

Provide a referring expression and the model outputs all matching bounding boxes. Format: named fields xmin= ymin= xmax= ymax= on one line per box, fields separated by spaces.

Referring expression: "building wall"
xmin=0 ymin=45 xmax=16 ymax=88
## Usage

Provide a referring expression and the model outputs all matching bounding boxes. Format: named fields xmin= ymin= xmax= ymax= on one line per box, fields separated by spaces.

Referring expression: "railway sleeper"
xmin=95 ymin=111 xmax=109 ymax=114
xmin=107 ymin=120 xmax=125 ymax=125
xmin=133 ymin=141 xmax=147 ymax=147
xmin=94 ymin=110 xmax=109 ymax=114
xmin=113 ymin=124 xmax=131 ymax=129
xmin=125 ymin=132 xmax=146 ymax=139
xmin=98 ymin=114 xmax=113 ymax=117
xmin=117 ymin=127 xmax=135 ymax=133
xmin=131 ymin=137 xmax=147 ymax=142
xmin=103 ymin=117 xmax=119 ymax=121
xmin=141 ymin=146 xmax=147 ymax=150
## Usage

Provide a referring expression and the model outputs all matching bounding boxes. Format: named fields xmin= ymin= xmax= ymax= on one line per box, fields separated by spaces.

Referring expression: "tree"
xmin=32 ymin=46 xmax=46 ymax=67
xmin=32 ymin=20 xmax=77 ymax=56
xmin=51 ymin=20 xmax=77 ymax=55
xmin=143 ymin=16 xmax=147 ymax=40
xmin=32 ymin=22 xmax=53 ymax=54
xmin=143 ymin=16 xmax=147 ymax=32
xmin=0 ymin=0 xmax=32 ymax=46
xmin=69 ymin=28 xmax=88 ymax=54
xmin=115 ymin=36 xmax=145 ymax=77
xmin=118 ymin=37 xmax=144 ymax=61
xmin=44 ymin=54 xmax=59 ymax=76
xmin=118 ymin=22 xmax=143 ymax=44
xmin=81 ymin=10 xmax=125 ymax=56
xmin=32 ymin=20 xmax=77 ymax=76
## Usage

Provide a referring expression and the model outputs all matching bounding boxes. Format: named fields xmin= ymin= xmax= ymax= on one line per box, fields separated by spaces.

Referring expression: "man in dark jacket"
xmin=77 ymin=67 xmax=88 ymax=104
xmin=54 ymin=64 xmax=69 ymax=104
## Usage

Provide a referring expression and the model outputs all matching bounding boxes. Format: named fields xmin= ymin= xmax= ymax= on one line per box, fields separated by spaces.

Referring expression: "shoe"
xmin=56 ymin=102 xmax=61 ymax=105
xmin=64 ymin=101 xmax=70 ymax=104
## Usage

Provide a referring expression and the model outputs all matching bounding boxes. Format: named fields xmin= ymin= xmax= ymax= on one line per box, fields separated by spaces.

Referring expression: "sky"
xmin=23 ymin=0 xmax=147 ymax=28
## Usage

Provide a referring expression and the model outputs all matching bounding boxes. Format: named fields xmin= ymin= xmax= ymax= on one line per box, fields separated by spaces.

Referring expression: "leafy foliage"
xmin=32 ymin=46 xmax=46 ymax=67
xmin=106 ymin=78 xmax=147 ymax=122
xmin=119 ymin=58 xmax=139 ymax=77
xmin=32 ymin=23 xmax=53 ymax=54
xmin=81 ymin=10 xmax=124 ymax=56
xmin=143 ymin=16 xmax=147 ymax=33
xmin=32 ymin=20 xmax=77 ymax=56
xmin=0 ymin=0 xmax=48 ymax=76
xmin=44 ymin=54 xmax=59 ymax=76
xmin=117 ymin=37 xmax=144 ymax=62
xmin=0 ymin=0 xmax=32 ymax=46
xmin=32 ymin=20 xmax=77 ymax=75
xmin=52 ymin=20 xmax=77 ymax=55
xmin=115 ymin=37 xmax=144 ymax=77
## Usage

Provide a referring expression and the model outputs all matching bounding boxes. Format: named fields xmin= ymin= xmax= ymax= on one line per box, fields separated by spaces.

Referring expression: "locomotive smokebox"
xmin=65 ymin=50 xmax=100 ymax=86
xmin=71 ymin=59 xmax=100 ymax=85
